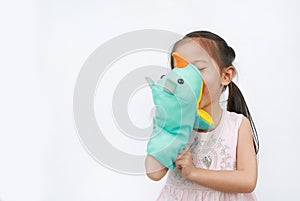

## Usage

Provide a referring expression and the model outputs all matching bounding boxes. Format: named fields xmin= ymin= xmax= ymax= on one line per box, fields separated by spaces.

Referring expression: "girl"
xmin=145 ymin=31 xmax=259 ymax=201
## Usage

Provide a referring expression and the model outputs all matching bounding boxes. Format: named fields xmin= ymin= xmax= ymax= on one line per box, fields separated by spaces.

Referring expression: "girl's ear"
xmin=221 ymin=66 xmax=236 ymax=86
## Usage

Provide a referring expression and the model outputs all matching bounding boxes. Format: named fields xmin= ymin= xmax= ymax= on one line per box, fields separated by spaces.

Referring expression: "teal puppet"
xmin=145 ymin=52 xmax=214 ymax=169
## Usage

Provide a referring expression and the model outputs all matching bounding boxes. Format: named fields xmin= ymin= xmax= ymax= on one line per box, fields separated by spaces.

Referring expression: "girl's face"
xmin=173 ymin=39 xmax=223 ymax=109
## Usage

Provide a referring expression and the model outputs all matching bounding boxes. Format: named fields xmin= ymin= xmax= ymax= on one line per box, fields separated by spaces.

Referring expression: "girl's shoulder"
xmin=225 ymin=110 xmax=245 ymax=118
xmin=224 ymin=110 xmax=245 ymax=130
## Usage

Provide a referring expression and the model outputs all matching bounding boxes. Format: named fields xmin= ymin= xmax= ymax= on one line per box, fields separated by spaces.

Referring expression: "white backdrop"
xmin=0 ymin=0 xmax=299 ymax=200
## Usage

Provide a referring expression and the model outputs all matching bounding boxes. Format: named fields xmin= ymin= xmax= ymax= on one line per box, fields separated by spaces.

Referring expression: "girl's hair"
xmin=170 ymin=30 xmax=259 ymax=154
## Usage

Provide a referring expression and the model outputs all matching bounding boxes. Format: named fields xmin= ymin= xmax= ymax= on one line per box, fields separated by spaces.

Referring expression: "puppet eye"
xmin=160 ymin=74 xmax=165 ymax=79
xmin=177 ymin=78 xmax=184 ymax=84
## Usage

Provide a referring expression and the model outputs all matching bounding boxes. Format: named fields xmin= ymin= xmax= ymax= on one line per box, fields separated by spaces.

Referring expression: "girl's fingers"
xmin=176 ymin=152 xmax=184 ymax=160
xmin=176 ymin=155 xmax=188 ymax=162
xmin=176 ymin=158 xmax=189 ymax=169
xmin=180 ymin=146 xmax=188 ymax=153
xmin=177 ymin=146 xmax=190 ymax=160
xmin=175 ymin=159 xmax=183 ymax=169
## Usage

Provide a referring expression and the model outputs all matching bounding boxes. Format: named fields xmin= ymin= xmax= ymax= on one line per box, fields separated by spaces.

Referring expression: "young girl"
xmin=145 ymin=31 xmax=259 ymax=201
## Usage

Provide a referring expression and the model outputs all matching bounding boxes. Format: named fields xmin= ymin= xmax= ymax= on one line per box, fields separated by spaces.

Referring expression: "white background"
xmin=0 ymin=0 xmax=299 ymax=200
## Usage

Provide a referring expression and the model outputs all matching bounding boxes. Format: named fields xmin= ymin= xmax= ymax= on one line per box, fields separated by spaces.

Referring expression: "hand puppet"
xmin=145 ymin=52 xmax=214 ymax=169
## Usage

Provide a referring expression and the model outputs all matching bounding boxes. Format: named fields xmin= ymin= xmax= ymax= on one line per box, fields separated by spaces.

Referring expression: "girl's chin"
xmin=199 ymin=101 xmax=215 ymax=113
xmin=198 ymin=102 xmax=209 ymax=110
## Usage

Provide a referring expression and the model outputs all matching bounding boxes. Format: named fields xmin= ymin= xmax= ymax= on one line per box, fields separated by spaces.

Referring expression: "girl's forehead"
xmin=173 ymin=39 xmax=211 ymax=62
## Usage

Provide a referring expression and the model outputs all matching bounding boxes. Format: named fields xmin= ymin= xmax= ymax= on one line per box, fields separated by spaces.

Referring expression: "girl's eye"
xmin=177 ymin=78 xmax=184 ymax=84
xmin=199 ymin=67 xmax=207 ymax=71
xmin=160 ymin=74 xmax=165 ymax=79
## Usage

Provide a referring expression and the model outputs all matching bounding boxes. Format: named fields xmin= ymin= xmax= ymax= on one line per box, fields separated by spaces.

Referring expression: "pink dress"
xmin=156 ymin=109 xmax=258 ymax=201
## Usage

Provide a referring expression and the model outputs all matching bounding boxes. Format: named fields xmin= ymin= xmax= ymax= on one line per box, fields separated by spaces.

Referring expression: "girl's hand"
xmin=175 ymin=146 xmax=196 ymax=180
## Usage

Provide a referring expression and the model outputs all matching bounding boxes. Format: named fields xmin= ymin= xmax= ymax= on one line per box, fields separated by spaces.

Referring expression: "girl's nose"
xmin=164 ymin=78 xmax=177 ymax=94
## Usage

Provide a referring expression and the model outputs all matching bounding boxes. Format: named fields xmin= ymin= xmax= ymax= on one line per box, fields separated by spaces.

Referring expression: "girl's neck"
xmin=194 ymin=103 xmax=224 ymax=133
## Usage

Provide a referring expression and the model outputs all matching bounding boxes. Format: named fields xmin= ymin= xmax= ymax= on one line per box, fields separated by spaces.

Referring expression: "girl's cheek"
xmin=204 ymin=84 xmax=212 ymax=101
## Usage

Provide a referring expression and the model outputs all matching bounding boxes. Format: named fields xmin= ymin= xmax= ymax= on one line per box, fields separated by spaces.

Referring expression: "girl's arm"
xmin=145 ymin=154 xmax=168 ymax=181
xmin=188 ymin=116 xmax=258 ymax=193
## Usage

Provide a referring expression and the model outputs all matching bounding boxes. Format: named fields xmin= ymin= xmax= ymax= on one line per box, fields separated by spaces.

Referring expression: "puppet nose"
xmin=164 ymin=78 xmax=177 ymax=94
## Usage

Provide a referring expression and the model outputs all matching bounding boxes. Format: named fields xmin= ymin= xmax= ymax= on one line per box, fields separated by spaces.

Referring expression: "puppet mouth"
xmin=163 ymin=78 xmax=177 ymax=94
